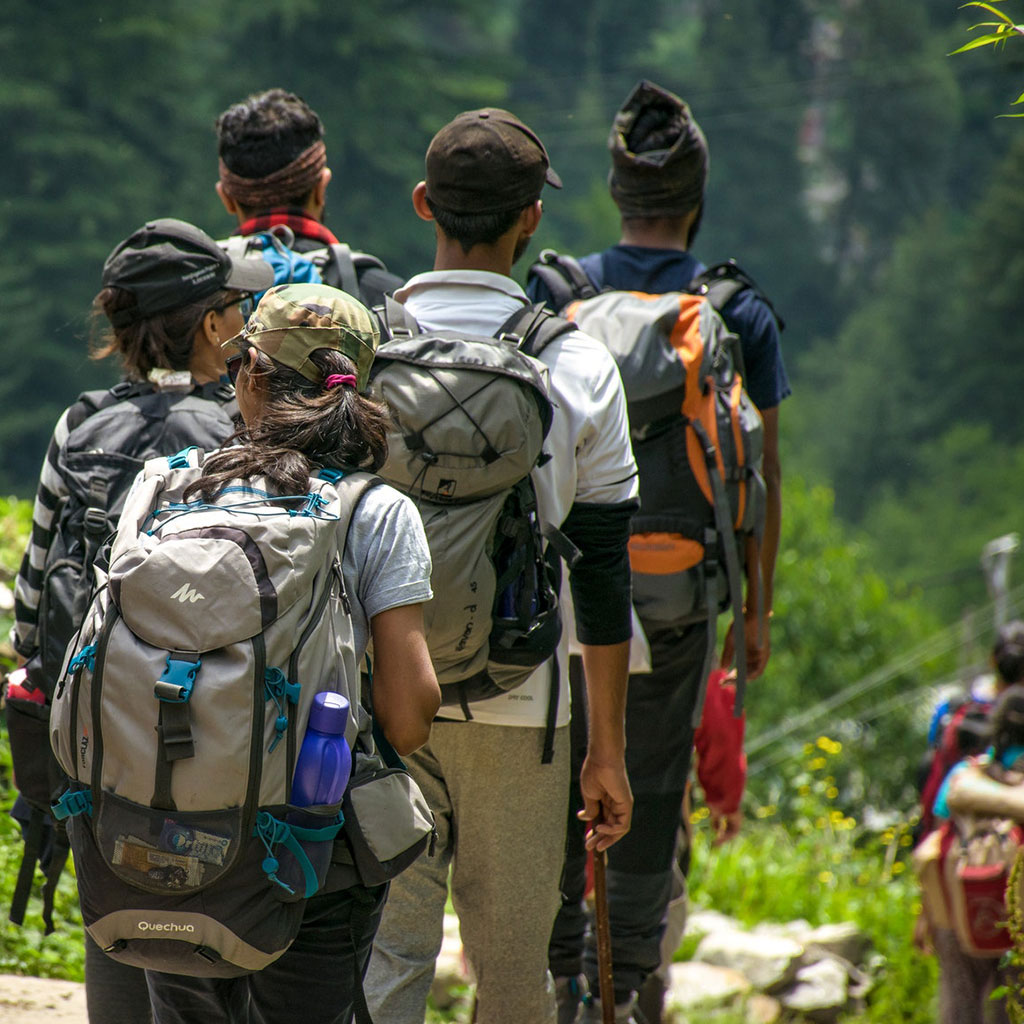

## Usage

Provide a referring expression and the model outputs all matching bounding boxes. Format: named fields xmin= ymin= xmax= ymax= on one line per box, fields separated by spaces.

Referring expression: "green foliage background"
xmin=1 ymin=2 xmax=1023 ymax=1017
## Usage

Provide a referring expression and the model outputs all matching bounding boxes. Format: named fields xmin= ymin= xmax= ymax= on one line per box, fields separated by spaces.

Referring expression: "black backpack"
xmin=6 ymin=380 xmax=237 ymax=932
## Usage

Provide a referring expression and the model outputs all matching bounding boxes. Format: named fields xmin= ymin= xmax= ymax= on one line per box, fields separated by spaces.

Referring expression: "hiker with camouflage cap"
xmin=142 ymin=282 xmax=440 ymax=1023
xmin=364 ymin=107 xmax=638 ymax=1024
xmin=527 ymin=80 xmax=790 ymax=1023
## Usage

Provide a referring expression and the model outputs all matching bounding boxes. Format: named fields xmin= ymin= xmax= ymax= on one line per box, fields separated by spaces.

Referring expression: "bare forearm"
xmin=580 ymin=640 xmax=629 ymax=760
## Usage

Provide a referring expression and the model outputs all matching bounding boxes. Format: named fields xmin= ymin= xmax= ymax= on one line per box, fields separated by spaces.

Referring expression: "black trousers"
xmin=549 ymin=624 xmax=707 ymax=1003
xmin=146 ymin=884 xmax=386 ymax=1024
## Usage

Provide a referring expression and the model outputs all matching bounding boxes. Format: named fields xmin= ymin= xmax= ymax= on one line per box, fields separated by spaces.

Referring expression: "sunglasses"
xmin=224 ymin=349 xmax=245 ymax=385
xmin=214 ymin=295 xmax=255 ymax=320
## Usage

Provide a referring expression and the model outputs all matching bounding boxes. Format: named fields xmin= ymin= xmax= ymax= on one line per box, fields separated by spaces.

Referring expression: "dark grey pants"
xmin=550 ymin=624 xmax=707 ymax=1004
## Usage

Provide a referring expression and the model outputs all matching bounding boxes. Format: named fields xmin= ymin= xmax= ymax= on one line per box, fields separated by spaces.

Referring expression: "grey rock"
xmin=694 ymin=930 xmax=804 ymax=992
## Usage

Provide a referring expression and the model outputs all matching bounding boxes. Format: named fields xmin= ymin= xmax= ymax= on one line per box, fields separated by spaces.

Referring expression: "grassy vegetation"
xmin=0 ymin=499 xmax=943 ymax=1020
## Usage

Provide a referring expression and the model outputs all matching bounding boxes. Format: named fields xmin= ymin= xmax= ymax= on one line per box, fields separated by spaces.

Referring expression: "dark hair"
xmin=995 ymin=620 xmax=1024 ymax=685
xmin=425 ymin=197 xmax=524 ymax=254
xmin=990 ymin=683 xmax=1024 ymax=759
xmin=90 ymin=286 xmax=240 ymax=379
xmin=186 ymin=344 xmax=390 ymax=500
xmin=216 ymin=88 xmax=323 ymax=201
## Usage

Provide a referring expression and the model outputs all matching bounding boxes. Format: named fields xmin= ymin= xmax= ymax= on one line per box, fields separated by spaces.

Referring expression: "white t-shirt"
xmin=393 ymin=270 xmax=638 ymax=728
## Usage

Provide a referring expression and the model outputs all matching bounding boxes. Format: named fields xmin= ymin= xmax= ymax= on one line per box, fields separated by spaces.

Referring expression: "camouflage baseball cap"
xmin=232 ymin=283 xmax=380 ymax=391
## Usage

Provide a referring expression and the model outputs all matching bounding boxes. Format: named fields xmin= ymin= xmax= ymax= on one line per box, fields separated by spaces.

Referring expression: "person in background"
xmin=215 ymin=88 xmax=401 ymax=306
xmin=10 ymin=218 xmax=274 ymax=1024
xmin=528 ymin=80 xmax=789 ymax=1023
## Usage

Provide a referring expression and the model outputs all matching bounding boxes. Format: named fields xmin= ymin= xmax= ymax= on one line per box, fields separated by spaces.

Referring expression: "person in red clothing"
xmin=635 ymin=667 xmax=746 ymax=1023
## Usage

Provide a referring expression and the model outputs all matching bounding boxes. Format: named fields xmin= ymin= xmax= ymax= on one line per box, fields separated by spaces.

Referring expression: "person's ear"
xmin=216 ymin=182 xmax=242 ymax=218
xmin=412 ymin=182 xmax=434 ymax=223
xmin=311 ymin=167 xmax=332 ymax=212
xmin=202 ymin=309 xmax=221 ymax=347
xmin=520 ymin=200 xmax=543 ymax=238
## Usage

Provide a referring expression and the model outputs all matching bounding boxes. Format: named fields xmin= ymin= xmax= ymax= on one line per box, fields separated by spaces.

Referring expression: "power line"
xmin=744 ymin=584 xmax=1024 ymax=758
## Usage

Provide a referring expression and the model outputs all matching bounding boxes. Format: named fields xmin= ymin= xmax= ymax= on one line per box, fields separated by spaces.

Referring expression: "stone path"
xmin=0 ymin=975 xmax=87 ymax=1022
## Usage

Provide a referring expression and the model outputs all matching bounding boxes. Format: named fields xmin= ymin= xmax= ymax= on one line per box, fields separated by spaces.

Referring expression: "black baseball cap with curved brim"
xmin=424 ymin=108 xmax=562 ymax=215
xmin=102 ymin=218 xmax=274 ymax=327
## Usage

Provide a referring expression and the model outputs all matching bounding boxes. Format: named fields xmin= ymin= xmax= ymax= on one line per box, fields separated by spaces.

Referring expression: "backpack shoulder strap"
xmin=317 ymin=243 xmax=388 ymax=298
xmin=67 ymin=380 xmax=152 ymax=433
xmin=527 ymin=249 xmax=599 ymax=312
xmin=495 ymin=302 xmax=576 ymax=359
xmin=379 ymin=295 xmax=422 ymax=340
xmin=690 ymin=259 xmax=785 ymax=331
xmin=327 ymin=471 xmax=387 ymax=551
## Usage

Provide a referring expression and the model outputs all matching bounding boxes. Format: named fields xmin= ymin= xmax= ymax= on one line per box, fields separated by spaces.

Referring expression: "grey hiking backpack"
xmin=221 ymin=228 xmax=398 ymax=308
xmin=6 ymin=380 xmax=237 ymax=933
xmin=49 ymin=449 xmax=433 ymax=978
xmin=527 ymin=250 xmax=768 ymax=723
xmin=370 ymin=300 xmax=577 ymax=762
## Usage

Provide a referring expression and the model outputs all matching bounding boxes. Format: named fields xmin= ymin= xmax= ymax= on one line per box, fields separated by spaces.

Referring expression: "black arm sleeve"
xmin=560 ymin=498 xmax=639 ymax=647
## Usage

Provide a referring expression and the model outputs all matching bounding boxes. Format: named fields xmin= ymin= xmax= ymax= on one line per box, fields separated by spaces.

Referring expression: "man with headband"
xmin=528 ymin=80 xmax=790 ymax=1023
xmin=215 ymin=88 xmax=401 ymax=307
xmin=364 ymin=107 xmax=638 ymax=1024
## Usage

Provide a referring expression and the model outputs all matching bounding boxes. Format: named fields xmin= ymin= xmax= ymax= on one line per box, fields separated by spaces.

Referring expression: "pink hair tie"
xmin=324 ymin=374 xmax=357 ymax=390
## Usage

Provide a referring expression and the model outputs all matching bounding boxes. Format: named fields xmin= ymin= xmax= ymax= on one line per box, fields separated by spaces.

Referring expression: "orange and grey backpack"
xmin=528 ymin=251 xmax=766 ymax=722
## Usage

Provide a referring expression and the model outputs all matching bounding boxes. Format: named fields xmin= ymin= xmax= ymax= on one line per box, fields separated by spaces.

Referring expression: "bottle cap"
xmin=309 ymin=691 xmax=350 ymax=735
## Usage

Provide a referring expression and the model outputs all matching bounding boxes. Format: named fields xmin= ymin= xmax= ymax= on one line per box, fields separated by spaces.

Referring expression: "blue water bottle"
xmin=292 ymin=692 xmax=352 ymax=806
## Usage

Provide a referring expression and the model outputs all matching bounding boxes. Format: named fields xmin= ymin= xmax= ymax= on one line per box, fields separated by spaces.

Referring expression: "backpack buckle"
xmin=83 ymin=508 xmax=107 ymax=535
xmin=52 ymin=789 xmax=93 ymax=821
xmin=154 ymin=655 xmax=201 ymax=703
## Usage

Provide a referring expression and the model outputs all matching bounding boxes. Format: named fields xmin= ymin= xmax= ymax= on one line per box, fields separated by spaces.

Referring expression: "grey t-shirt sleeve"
xmin=341 ymin=483 xmax=433 ymax=657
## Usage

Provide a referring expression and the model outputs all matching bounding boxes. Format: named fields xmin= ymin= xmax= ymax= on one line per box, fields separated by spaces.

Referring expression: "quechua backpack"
xmin=6 ymin=380 xmax=237 ymax=933
xmin=528 ymin=250 xmax=766 ymax=723
xmin=49 ymin=450 xmax=387 ymax=977
xmin=370 ymin=300 xmax=576 ymax=762
xmin=221 ymin=228 xmax=393 ymax=308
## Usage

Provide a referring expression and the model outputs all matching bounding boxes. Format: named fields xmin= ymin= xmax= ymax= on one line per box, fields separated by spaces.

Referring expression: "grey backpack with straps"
xmin=527 ymin=250 xmax=768 ymax=724
xmin=370 ymin=300 xmax=577 ymax=761
xmin=49 ymin=449 xmax=432 ymax=978
xmin=7 ymin=380 xmax=237 ymax=934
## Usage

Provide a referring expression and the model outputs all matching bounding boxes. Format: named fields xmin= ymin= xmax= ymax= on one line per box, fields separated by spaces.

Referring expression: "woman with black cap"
xmin=9 ymin=217 xmax=273 ymax=1023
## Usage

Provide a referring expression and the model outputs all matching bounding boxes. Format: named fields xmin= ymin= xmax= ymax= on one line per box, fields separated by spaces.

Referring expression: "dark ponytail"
xmin=186 ymin=344 xmax=390 ymax=501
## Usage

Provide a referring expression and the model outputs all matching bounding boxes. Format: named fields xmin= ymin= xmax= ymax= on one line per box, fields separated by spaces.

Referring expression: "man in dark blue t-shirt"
xmin=528 ymin=80 xmax=790 ymax=1024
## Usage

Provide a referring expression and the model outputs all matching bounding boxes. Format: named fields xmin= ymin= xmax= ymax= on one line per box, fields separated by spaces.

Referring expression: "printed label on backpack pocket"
xmin=95 ymin=793 xmax=243 ymax=895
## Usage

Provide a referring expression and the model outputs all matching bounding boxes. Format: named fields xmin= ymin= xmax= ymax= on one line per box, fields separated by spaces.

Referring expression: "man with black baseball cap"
xmin=364 ymin=109 xmax=638 ymax=1024
xmin=527 ymin=80 xmax=790 ymax=1023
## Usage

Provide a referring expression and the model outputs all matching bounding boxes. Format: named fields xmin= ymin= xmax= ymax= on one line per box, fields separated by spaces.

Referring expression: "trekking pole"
xmin=592 ymin=846 xmax=615 ymax=1024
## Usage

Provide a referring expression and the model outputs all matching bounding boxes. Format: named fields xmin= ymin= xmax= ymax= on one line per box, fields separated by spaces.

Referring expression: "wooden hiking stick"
xmin=592 ymin=847 xmax=615 ymax=1024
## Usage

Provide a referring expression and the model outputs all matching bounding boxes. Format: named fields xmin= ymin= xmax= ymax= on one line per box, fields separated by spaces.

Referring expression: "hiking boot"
xmin=636 ymin=973 xmax=666 ymax=1024
xmin=555 ymin=974 xmax=589 ymax=1024
xmin=582 ymin=991 xmax=645 ymax=1024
